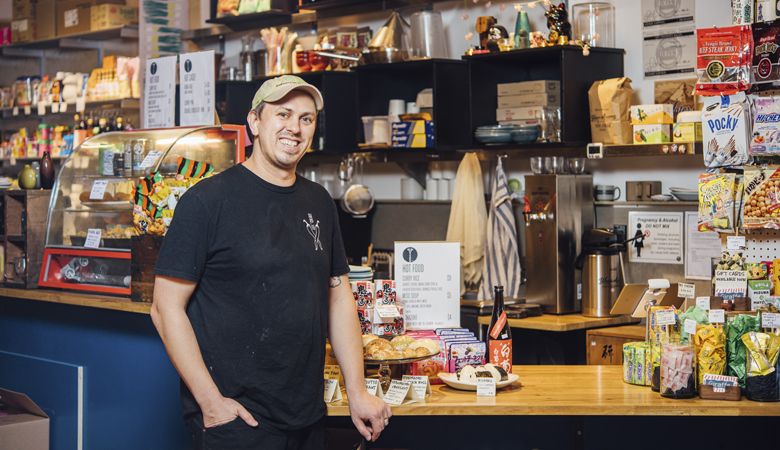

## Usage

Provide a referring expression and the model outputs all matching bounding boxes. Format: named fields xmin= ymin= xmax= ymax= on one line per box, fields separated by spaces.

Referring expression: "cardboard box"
xmin=630 ymin=104 xmax=675 ymax=125
xmin=496 ymin=106 xmax=550 ymax=122
xmin=91 ymin=4 xmax=138 ymax=31
xmin=672 ymin=122 xmax=702 ymax=142
xmin=0 ymin=388 xmax=50 ymax=450
xmin=633 ymin=124 xmax=671 ymax=144
xmin=497 ymin=80 xmax=559 ymax=96
xmin=497 ymin=92 xmax=560 ymax=108
xmin=11 ymin=19 xmax=35 ymax=43
xmin=35 ymin=0 xmax=56 ymax=40
xmin=57 ymin=0 xmax=93 ymax=36
xmin=12 ymin=0 xmax=35 ymax=20
xmin=391 ymin=120 xmax=434 ymax=136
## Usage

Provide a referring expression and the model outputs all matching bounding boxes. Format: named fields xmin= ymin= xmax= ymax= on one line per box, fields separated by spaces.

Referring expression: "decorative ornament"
xmin=544 ymin=2 xmax=572 ymax=46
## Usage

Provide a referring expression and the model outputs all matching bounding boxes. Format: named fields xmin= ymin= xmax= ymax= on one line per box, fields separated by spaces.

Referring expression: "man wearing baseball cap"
xmin=152 ymin=75 xmax=391 ymax=449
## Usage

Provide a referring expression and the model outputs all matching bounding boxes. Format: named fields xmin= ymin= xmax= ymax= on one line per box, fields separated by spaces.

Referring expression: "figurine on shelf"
xmin=476 ymin=16 xmax=497 ymax=49
xmin=487 ymin=24 xmax=510 ymax=52
xmin=530 ymin=31 xmax=547 ymax=48
xmin=545 ymin=2 xmax=572 ymax=45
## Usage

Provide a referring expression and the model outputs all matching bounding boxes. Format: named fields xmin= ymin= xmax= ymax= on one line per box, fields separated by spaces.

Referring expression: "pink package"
xmin=374 ymin=279 xmax=397 ymax=306
xmin=351 ymin=281 xmax=374 ymax=308
xmin=356 ymin=307 xmax=372 ymax=334
xmin=448 ymin=342 xmax=486 ymax=372
xmin=0 ymin=27 xmax=10 ymax=46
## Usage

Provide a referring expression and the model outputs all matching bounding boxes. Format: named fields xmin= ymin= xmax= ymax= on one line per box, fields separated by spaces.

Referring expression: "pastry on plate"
xmin=390 ymin=335 xmax=415 ymax=350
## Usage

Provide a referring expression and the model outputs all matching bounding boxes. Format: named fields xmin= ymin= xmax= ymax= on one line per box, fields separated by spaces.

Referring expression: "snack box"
xmin=630 ymin=104 xmax=675 ymax=125
xmin=498 ymin=119 xmax=542 ymax=127
xmin=748 ymin=280 xmax=772 ymax=310
xmin=497 ymin=91 xmax=560 ymax=108
xmin=435 ymin=327 xmax=472 ymax=335
xmin=497 ymin=80 xmax=559 ymax=96
xmin=374 ymin=279 xmax=396 ymax=306
xmin=351 ymin=281 xmax=374 ymax=308
xmin=673 ymin=122 xmax=702 ymax=142
xmin=633 ymin=124 xmax=671 ymax=144
xmin=357 ymin=307 xmax=373 ymax=334
xmin=391 ymin=120 xmax=434 ymax=135
xmin=496 ymin=106 xmax=549 ymax=122
xmin=391 ymin=132 xmax=435 ymax=148
xmin=448 ymin=341 xmax=486 ymax=372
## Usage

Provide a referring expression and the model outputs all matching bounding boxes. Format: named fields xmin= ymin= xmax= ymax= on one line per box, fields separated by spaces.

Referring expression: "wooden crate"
xmin=3 ymin=190 xmax=52 ymax=288
xmin=586 ymin=324 xmax=645 ymax=365
xmin=130 ymin=234 xmax=163 ymax=302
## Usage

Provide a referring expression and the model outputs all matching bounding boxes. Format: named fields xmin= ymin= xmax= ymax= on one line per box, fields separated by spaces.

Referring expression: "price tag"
xmin=696 ymin=296 xmax=711 ymax=311
xmin=383 ymin=380 xmax=422 ymax=406
xmin=24 ymin=105 xmax=31 ymax=115
xmin=376 ymin=305 xmax=401 ymax=319
xmin=51 ymin=103 xmax=59 ymax=113
xmin=683 ymin=318 xmax=697 ymax=335
xmin=89 ymin=179 xmax=109 ymax=200
xmin=365 ymin=379 xmax=384 ymax=399
xmin=139 ymin=150 xmax=162 ymax=170
xmin=324 ymin=365 xmax=342 ymax=383
xmin=476 ymin=377 xmax=496 ymax=397
xmin=678 ymin=283 xmax=695 ymax=299
xmin=324 ymin=378 xmax=342 ymax=403
xmin=84 ymin=228 xmax=102 ymax=248
xmin=37 ymin=102 xmax=46 ymax=115
xmin=76 ymin=98 xmax=86 ymax=113
xmin=727 ymin=236 xmax=746 ymax=250
xmin=655 ymin=310 xmax=676 ymax=326
xmin=402 ymin=375 xmax=432 ymax=398
xmin=708 ymin=309 xmax=725 ymax=324
xmin=12 ymin=107 xmax=18 ymax=116
xmin=762 ymin=312 xmax=780 ymax=329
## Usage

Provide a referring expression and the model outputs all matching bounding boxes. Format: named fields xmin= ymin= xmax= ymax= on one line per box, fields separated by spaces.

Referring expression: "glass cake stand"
xmin=364 ymin=353 xmax=435 ymax=391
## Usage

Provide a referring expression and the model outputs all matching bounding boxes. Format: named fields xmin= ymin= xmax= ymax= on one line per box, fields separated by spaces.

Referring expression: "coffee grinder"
xmin=523 ymin=174 xmax=594 ymax=314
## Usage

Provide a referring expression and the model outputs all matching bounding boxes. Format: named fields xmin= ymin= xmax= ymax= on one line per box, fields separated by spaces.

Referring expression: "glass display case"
xmin=39 ymin=125 xmax=246 ymax=295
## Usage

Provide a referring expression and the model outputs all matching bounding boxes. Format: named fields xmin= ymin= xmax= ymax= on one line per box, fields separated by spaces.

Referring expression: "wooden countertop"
xmin=0 ymin=287 xmax=151 ymax=314
xmin=327 ymin=365 xmax=780 ymax=417
xmin=477 ymin=313 xmax=640 ymax=332
xmin=585 ymin=324 xmax=646 ymax=339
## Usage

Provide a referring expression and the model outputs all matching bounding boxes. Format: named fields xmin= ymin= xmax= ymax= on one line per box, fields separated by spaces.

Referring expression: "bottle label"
xmin=489 ymin=311 xmax=507 ymax=339
xmin=489 ymin=340 xmax=513 ymax=374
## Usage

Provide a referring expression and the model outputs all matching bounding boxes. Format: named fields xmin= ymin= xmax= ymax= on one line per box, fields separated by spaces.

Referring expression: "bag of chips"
xmin=698 ymin=172 xmax=738 ymax=232
xmin=695 ymin=25 xmax=753 ymax=96
xmin=750 ymin=96 xmax=780 ymax=155
xmin=743 ymin=166 xmax=780 ymax=229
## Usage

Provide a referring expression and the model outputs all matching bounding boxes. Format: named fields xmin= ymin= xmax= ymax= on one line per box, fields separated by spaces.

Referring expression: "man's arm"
xmin=328 ymin=274 xmax=392 ymax=442
xmin=151 ymin=275 xmax=258 ymax=428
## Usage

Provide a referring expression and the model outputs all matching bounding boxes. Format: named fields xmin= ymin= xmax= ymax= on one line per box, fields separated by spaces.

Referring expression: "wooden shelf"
xmin=326 ymin=365 xmax=780 ymax=417
xmin=206 ymin=9 xmax=296 ymax=31
xmin=0 ymin=287 xmax=150 ymax=314
xmin=0 ymin=26 xmax=138 ymax=54
xmin=1 ymin=98 xmax=140 ymax=121
xmin=592 ymin=142 xmax=703 ymax=158
xmin=463 ymin=45 xmax=625 ymax=61
xmin=477 ymin=313 xmax=639 ymax=332
xmin=595 ymin=200 xmax=698 ymax=207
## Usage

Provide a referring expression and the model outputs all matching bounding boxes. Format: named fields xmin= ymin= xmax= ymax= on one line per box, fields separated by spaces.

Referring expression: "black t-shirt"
xmin=154 ymin=164 xmax=349 ymax=431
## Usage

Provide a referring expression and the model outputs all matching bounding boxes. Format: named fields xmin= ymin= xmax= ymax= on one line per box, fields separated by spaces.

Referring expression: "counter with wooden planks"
xmin=0 ymin=287 xmax=150 ymax=314
xmin=327 ymin=365 xmax=780 ymax=417
xmin=477 ymin=313 xmax=640 ymax=332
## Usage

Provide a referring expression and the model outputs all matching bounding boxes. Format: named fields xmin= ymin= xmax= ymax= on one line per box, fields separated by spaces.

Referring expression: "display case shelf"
xmin=0 ymin=98 xmax=140 ymax=121
xmin=594 ymin=201 xmax=699 ymax=207
xmin=206 ymin=10 xmax=295 ymax=31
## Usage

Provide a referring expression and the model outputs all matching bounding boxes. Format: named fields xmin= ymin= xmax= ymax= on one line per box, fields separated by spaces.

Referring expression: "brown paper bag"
xmin=588 ymin=77 xmax=633 ymax=144
xmin=654 ymin=78 xmax=701 ymax=117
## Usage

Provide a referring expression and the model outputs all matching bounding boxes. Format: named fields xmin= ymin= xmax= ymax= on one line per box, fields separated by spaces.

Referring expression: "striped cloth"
xmin=479 ymin=157 xmax=522 ymax=301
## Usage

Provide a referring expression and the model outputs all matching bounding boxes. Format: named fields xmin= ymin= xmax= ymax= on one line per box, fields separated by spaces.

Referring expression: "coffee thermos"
xmin=576 ymin=228 xmax=625 ymax=318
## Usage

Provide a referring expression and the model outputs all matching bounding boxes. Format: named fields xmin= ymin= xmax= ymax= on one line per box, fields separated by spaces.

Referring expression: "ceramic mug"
xmin=594 ymin=185 xmax=621 ymax=201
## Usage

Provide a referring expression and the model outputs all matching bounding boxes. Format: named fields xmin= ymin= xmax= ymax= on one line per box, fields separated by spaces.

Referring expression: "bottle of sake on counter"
xmin=488 ymin=285 xmax=513 ymax=373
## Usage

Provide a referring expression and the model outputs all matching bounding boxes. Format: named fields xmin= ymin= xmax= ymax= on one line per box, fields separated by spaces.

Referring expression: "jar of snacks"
xmin=743 ymin=331 xmax=780 ymax=402
xmin=660 ymin=340 xmax=697 ymax=399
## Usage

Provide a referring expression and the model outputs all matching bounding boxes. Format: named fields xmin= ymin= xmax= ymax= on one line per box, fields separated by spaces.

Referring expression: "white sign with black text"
xmin=394 ymin=242 xmax=460 ymax=330
xmin=179 ymin=50 xmax=215 ymax=126
xmin=143 ymin=55 xmax=177 ymax=128
xmin=628 ymin=212 xmax=684 ymax=264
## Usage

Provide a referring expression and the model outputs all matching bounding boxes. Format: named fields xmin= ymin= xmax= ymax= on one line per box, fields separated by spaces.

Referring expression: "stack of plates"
xmin=669 ymin=187 xmax=698 ymax=201
xmin=0 ymin=177 xmax=12 ymax=190
xmin=474 ymin=124 xmax=517 ymax=145
xmin=348 ymin=265 xmax=373 ymax=282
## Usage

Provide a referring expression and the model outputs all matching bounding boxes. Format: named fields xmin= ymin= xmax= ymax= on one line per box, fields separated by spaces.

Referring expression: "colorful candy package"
xmin=695 ymin=25 xmax=753 ymax=96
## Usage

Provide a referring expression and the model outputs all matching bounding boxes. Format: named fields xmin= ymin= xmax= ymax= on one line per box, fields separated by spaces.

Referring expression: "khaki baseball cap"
xmin=251 ymin=75 xmax=324 ymax=111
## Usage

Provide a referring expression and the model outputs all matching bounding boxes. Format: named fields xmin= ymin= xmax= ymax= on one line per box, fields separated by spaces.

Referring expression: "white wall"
xmin=206 ymin=0 xmax=734 ymax=199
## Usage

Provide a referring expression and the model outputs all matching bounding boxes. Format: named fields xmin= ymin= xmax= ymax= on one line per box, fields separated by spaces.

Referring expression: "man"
xmin=151 ymin=75 xmax=391 ymax=450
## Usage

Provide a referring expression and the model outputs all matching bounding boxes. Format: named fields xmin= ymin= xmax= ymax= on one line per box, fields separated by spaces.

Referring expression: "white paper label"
xmin=727 ymin=236 xmax=746 ymax=251
xmin=376 ymin=305 xmax=401 ymax=319
xmin=401 ymin=375 xmax=431 ymax=398
xmin=179 ymin=50 xmax=216 ymax=126
xmin=762 ymin=312 xmax=780 ymax=329
xmin=714 ymin=387 xmax=725 ymax=393
xmin=696 ymin=296 xmax=711 ymax=311
xmin=708 ymin=309 xmax=725 ymax=324
xmin=12 ymin=107 xmax=18 ymax=116
xmin=89 ymin=179 xmax=109 ymax=200
xmin=51 ymin=103 xmax=59 ymax=113
xmin=59 ymin=102 xmax=67 ymax=113
xmin=365 ymin=379 xmax=384 ymax=398
xmin=683 ymin=318 xmax=697 ymax=335
xmin=37 ymin=102 xmax=46 ymax=115
xmin=139 ymin=151 xmax=162 ymax=170
xmin=324 ymin=378 xmax=342 ymax=403
xmin=383 ymin=380 xmax=421 ymax=406
xmin=476 ymin=377 xmax=496 ymax=397
xmin=655 ymin=310 xmax=676 ymax=326
xmin=143 ymin=56 xmax=177 ymax=129
xmin=64 ymin=9 xmax=79 ymax=28
xmin=24 ymin=105 xmax=31 ymax=115
xmin=84 ymin=228 xmax=102 ymax=248
xmin=678 ymin=283 xmax=695 ymax=299
xmin=324 ymin=365 xmax=341 ymax=381
xmin=76 ymin=98 xmax=86 ymax=113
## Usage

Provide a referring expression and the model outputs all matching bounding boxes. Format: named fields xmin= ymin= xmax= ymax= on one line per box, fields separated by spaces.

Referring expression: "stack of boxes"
xmin=11 ymin=0 xmax=56 ymax=42
xmin=630 ymin=104 xmax=674 ymax=144
xmin=495 ymin=80 xmax=560 ymax=126
xmin=10 ymin=1 xmax=138 ymax=43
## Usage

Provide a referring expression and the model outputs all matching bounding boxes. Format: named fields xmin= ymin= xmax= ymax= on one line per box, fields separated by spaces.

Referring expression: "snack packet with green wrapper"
xmin=679 ymin=306 xmax=709 ymax=343
xmin=727 ymin=314 xmax=760 ymax=387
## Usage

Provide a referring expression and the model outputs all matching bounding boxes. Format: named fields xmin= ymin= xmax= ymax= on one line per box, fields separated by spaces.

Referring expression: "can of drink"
xmin=132 ymin=139 xmax=148 ymax=175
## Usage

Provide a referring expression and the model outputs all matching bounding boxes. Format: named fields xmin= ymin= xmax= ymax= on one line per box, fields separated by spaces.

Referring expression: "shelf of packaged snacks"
xmin=0 ymin=26 xmax=139 ymax=53
xmin=591 ymin=142 xmax=703 ymax=158
xmin=0 ymin=287 xmax=149 ymax=314
xmin=185 ymin=10 xmax=316 ymax=40
xmin=0 ymin=98 xmax=140 ymax=121
xmin=477 ymin=313 xmax=639 ymax=332
xmin=594 ymin=201 xmax=699 ymax=207
xmin=206 ymin=9 xmax=300 ymax=31
xmin=326 ymin=365 xmax=780 ymax=416
xmin=0 ymin=156 xmax=67 ymax=162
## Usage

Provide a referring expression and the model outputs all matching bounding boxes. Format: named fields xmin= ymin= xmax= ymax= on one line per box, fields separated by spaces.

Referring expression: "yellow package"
xmin=698 ymin=172 xmax=737 ymax=232
xmin=774 ymin=260 xmax=780 ymax=296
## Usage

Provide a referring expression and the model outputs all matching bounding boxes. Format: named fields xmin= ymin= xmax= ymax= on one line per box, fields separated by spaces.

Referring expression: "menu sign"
xmin=394 ymin=242 xmax=460 ymax=330
xmin=179 ymin=50 xmax=215 ymax=126
xmin=143 ymin=55 xmax=177 ymax=128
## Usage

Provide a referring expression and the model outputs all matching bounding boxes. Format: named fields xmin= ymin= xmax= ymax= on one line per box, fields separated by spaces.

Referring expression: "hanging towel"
xmin=479 ymin=157 xmax=522 ymax=301
xmin=446 ymin=153 xmax=488 ymax=294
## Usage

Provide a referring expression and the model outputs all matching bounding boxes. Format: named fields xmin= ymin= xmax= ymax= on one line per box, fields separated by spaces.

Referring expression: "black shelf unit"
xmin=299 ymin=0 xmax=448 ymax=17
xmin=464 ymin=46 xmax=625 ymax=146
xmin=207 ymin=1 xmax=298 ymax=31
xmin=355 ymin=59 xmax=471 ymax=151
xmin=216 ymin=71 xmax=358 ymax=153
